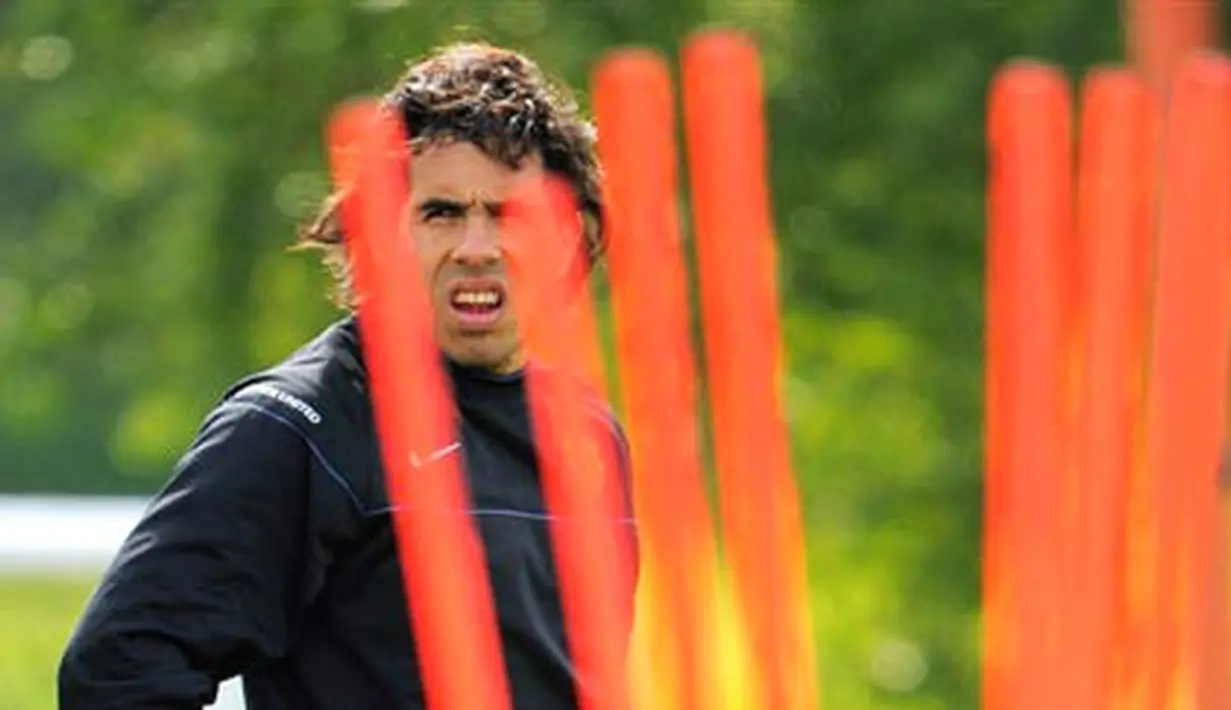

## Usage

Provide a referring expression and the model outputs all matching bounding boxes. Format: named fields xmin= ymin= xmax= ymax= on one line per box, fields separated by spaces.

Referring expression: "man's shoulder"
xmin=220 ymin=316 xmax=369 ymax=428
xmin=226 ymin=317 xmax=361 ymax=403
xmin=204 ymin=316 xmax=388 ymax=511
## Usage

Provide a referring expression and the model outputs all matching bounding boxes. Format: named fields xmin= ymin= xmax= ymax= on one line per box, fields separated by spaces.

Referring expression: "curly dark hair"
xmin=297 ymin=42 xmax=605 ymax=308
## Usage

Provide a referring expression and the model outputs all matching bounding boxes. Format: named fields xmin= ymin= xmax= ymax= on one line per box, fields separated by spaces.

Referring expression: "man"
xmin=58 ymin=42 xmax=638 ymax=710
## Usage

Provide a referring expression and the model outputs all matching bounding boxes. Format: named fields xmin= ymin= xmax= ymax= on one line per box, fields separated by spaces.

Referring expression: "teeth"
xmin=453 ymin=290 xmax=500 ymax=306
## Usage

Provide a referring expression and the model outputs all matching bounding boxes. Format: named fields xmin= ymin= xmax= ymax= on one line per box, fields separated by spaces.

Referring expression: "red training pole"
xmin=504 ymin=177 xmax=638 ymax=710
xmin=1070 ymin=67 xmax=1158 ymax=710
xmin=592 ymin=48 xmax=724 ymax=710
xmin=1139 ymin=54 xmax=1231 ymax=710
xmin=681 ymin=28 xmax=819 ymax=710
xmin=984 ymin=61 xmax=1073 ymax=710
xmin=1124 ymin=0 xmax=1219 ymax=93
xmin=325 ymin=100 xmax=512 ymax=710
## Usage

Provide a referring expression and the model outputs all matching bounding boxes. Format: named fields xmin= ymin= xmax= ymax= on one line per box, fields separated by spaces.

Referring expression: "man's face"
xmin=408 ymin=141 xmax=543 ymax=373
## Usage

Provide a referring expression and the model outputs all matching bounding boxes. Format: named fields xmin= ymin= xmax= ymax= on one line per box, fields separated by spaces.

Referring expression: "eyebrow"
xmin=415 ymin=196 xmax=505 ymax=216
xmin=416 ymin=197 xmax=466 ymax=212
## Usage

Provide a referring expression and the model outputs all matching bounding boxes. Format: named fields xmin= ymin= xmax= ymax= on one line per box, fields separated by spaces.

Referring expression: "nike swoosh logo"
xmin=408 ymin=441 xmax=462 ymax=469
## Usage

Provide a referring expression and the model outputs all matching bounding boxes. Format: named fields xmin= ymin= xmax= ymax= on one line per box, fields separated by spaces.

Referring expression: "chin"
xmin=442 ymin=335 xmax=522 ymax=374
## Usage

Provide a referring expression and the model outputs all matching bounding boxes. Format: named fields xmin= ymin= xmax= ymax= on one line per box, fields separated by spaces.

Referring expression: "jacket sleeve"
xmin=58 ymin=395 xmax=323 ymax=709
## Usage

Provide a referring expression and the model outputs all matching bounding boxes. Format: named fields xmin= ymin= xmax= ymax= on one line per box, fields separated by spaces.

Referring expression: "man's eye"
xmin=423 ymin=205 xmax=463 ymax=222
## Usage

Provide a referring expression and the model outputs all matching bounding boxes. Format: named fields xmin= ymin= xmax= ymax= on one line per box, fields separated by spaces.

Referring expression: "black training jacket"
xmin=58 ymin=316 xmax=638 ymax=710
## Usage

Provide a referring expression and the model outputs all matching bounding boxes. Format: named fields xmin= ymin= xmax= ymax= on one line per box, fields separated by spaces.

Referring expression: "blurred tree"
xmin=0 ymin=0 xmax=1137 ymax=707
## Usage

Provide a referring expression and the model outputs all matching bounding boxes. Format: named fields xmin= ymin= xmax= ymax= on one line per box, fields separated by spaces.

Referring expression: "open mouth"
xmin=447 ymin=280 xmax=506 ymax=329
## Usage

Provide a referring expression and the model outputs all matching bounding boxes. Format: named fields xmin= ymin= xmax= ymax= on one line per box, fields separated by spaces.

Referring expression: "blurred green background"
xmin=0 ymin=0 xmax=1153 ymax=708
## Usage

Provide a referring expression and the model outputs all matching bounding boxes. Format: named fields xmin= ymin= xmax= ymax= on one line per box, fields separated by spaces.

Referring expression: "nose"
xmin=450 ymin=215 xmax=502 ymax=267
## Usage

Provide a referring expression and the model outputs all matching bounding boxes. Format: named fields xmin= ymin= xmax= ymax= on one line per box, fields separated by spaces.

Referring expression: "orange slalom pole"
xmin=1125 ymin=0 xmax=1219 ymax=92
xmin=557 ymin=220 xmax=610 ymax=401
xmin=1070 ymin=67 xmax=1159 ymax=710
xmin=1140 ymin=55 xmax=1231 ymax=710
xmin=325 ymin=101 xmax=512 ymax=710
xmin=592 ymin=49 xmax=725 ymax=710
xmin=680 ymin=29 xmax=818 ymax=710
xmin=984 ymin=61 xmax=1073 ymax=710
xmin=1123 ymin=7 xmax=1226 ymax=708
xmin=504 ymin=177 xmax=638 ymax=710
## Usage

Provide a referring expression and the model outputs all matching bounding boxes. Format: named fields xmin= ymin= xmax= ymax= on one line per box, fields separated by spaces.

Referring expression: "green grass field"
xmin=0 ymin=576 xmax=97 ymax=710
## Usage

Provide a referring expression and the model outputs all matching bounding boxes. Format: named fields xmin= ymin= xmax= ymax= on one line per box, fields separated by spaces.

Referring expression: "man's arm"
xmin=58 ymin=397 xmax=321 ymax=709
